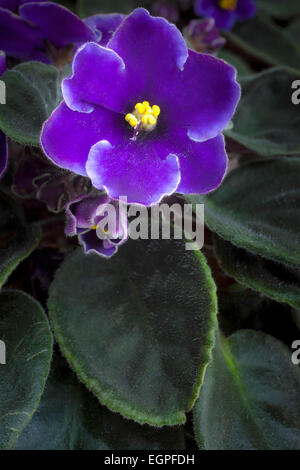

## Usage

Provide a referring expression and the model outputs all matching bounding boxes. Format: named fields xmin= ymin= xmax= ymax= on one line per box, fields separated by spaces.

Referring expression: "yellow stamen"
xmin=125 ymin=100 xmax=160 ymax=132
xmin=91 ymin=225 xmax=97 ymax=230
xmin=219 ymin=0 xmax=237 ymax=10
xmin=142 ymin=114 xmax=156 ymax=126
xmin=135 ymin=102 xmax=145 ymax=114
xmin=125 ymin=113 xmax=138 ymax=128
xmin=152 ymin=105 xmax=160 ymax=117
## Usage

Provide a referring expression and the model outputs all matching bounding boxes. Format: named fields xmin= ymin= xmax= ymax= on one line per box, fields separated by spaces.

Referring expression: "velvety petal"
xmin=167 ymin=49 xmax=240 ymax=141
xmin=62 ymin=42 xmax=127 ymax=113
xmin=79 ymin=230 xmax=117 ymax=258
xmin=19 ymin=2 xmax=97 ymax=48
xmin=66 ymin=193 xmax=109 ymax=235
xmin=236 ymin=0 xmax=256 ymax=19
xmin=0 ymin=7 xmax=49 ymax=62
xmin=175 ymin=133 xmax=228 ymax=194
xmin=41 ymin=102 xmax=125 ymax=176
xmin=211 ymin=7 xmax=237 ymax=30
xmin=107 ymin=8 xmax=188 ymax=101
xmin=0 ymin=130 xmax=8 ymax=179
xmin=194 ymin=0 xmax=217 ymax=16
xmin=86 ymin=139 xmax=181 ymax=206
xmin=84 ymin=13 xmax=125 ymax=47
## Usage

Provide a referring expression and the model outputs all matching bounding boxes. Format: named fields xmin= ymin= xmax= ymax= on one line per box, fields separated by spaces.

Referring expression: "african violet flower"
xmin=184 ymin=18 xmax=226 ymax=53
xmin=65 ymin=193 xmax=128 ymax=258
xmin=195 ymin=0 xmax=256 ymax=31
xmin=13 ymin=147 xmax=90 ymax=213
xmin=0 ymin=51 xmax=7 ymax=180
xmin=0 ymin=1 xmax=98 ymax=62
xmin=41 ymin=8 xmax=240 ymax=206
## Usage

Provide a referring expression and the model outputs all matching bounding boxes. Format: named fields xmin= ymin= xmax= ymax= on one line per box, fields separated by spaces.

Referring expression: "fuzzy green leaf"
xmin=225 ymin=68 xmax=300 ymax=156
xmin=0 ymin=188 xmax=41 ymax=289
xmin=0 ymin=290 xmax=53 ymax=449
xmin=48 ymin=239 xmax=217 ymax=426
xmin=15 ymin=356 xmax=185 ymax=450
xmin=194 ymin=331 xmax=300 ymax=450
xmin=0 ymin=62 xmax=61 ymax=146
xmin=214 ymin=235 xmax=300 ymax=309
xmin=227 ymin=17 xmax=300 ymax=69
xmin=189 ymin=158 xmax=300 ymax=267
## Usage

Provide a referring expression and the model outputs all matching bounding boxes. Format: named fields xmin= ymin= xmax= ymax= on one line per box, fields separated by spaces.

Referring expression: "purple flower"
xmin=195 ymin=0 xmax=256 ymax=30
xmin=0 ymin=50 xmax=7 ymax=180
xmin=13 ymin=147 xmax=90 ymax=213
xmin=65 ymin=193 xmax=128 ymax=258
xmin=84 ymin=13 xmax=126 ymax=47
xmin=185 ymin=18 xmax=226 ymax=53
xmin=0 ymin=1 xmax=98 ymax=62
xmin=41 ymin=8 xmax=240 ymax=206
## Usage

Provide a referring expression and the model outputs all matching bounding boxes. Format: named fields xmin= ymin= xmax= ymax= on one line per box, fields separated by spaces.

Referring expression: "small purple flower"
xmin=41 ymin=8 xmax=240 ymax=206
xmin=65 ymin=193 xmax=128 ymax=258
xmin=84 ymin=13 xmax=126 ymax=47
xmin=0 ymin=1 xmax=98 ymax=62
xmin=185 ymin=18 xmax=226 ymax=53
xmin=0 ymin=50 xmax=7 ymax=180
xmin=195 ymin=0 xmax=256 ymax=31
xmin=13 ymin=148 xmax=90 ymax=212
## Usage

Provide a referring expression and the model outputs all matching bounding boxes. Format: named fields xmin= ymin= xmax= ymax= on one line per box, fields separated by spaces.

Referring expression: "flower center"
xmin=125 ymin=101 xmax=160 ymax=133
xmin=218 ymin=0 xmax=237 ymax=10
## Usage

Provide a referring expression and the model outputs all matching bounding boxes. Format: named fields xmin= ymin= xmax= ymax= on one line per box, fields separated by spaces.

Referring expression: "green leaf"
xmin=194 ymin=330 xmax=300 ymax=450
xmin=218 ymin=50 xmax=252 ymax=77
xmin=287 ymin=19 xmax=300 ymax=43
xmin=0 ymin=290 xmax=53 ymax=450
xmin=15 ymin=356 xmax=185 ymax=450
xmin=0 ymin=62 xmax=61 ymax=146
xmin=257 ymin=0 xmax=300 ymax=19
xmin=77 ymin=0 xmax=139 ymax=16
xmin=214 ymin=235 xmax=300 ymax=309
xmin=225 ymin=68 xmax=300 ymax=156
xmin=189 ymin=157 xmax=300 ymax=267
xmin=0 ymin=188 xmax=41 ymax=289
xmin=227 ymin=16 xmax=300 ymax=69
xmin=48 ymin=239 xmax=217 ymax=426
